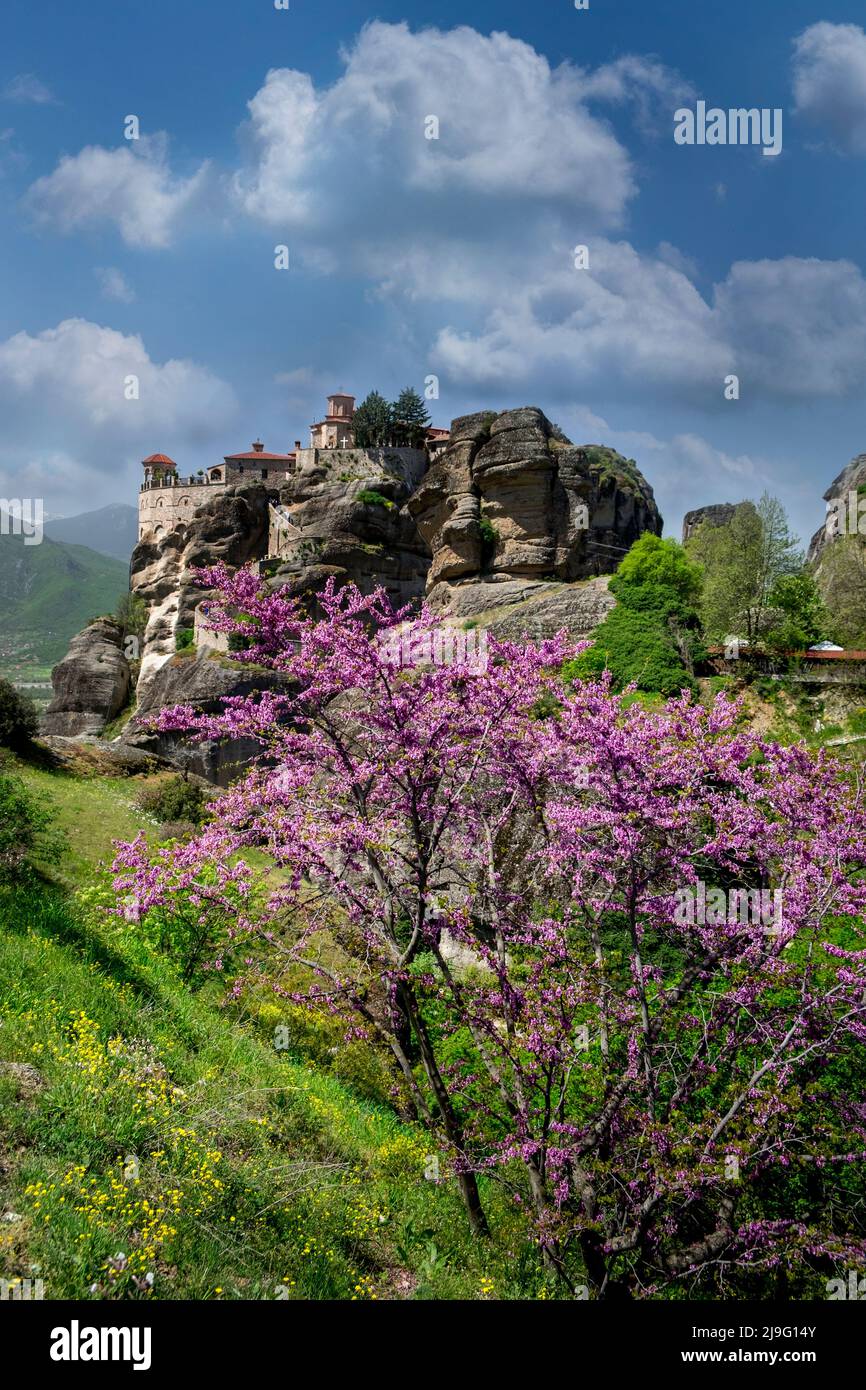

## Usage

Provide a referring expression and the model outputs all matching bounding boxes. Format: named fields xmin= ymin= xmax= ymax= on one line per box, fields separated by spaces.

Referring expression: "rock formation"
xmin=408 ymin=407 xmax=660 ymax=638
xmin=681 ymin=503 xmax=737 ymax=545
xmin=41 ymin=618 xmax=130 ymax=736
xmin=121 ymin=650 xmax=292 ymax=784
xmin=45 ymin=407 xmax=666 ymax=775
xmin=270 ymin=446 xmax=429 ymax=607
xmin=807 ymin=453 xmax=866 ymax=568
xmin=130 ymin=481 xmax=271 ymax=707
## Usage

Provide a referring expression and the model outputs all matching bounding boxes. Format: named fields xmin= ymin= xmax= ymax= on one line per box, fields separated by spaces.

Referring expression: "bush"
xmin=566 ymin=604 xmax=698 ymax=697
xmin=610 ymin=533 xmax=703 ymax=605
xmin=357 ymin=488 xmax=395 ymax=510
xmin=0 ymin=679 xmax=38 ymax=750
xmin=0 ymin=772 xmax=65 ymax=880
xmin=175 ymin=628 xmax=195 ymax=652
xmin=479 ymin=515 xmax=498 ymax=568
xmin=114 ymin=591 xmax=148 ymax=638
xmin=566 ymin=535 xmax=704 ymax=697
xmin=136 ymin=776 xmax=209 ymax=827
xmin=156 ymin=820 xmax=198 ymax=843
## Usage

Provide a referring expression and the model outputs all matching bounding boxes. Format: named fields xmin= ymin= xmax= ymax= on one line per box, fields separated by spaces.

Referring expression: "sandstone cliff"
xmin=41 ymin=618 xmax=130 ymax=737
xmin=121 ymin=649 xmax=292 ymax=784
xmin=807 ymin=453 xmax=866 ymax=568
xmin=682 ymin=503 xmax=736 ymax=545
xmin=45 ymin=407 xmax=665 ymax=770
xmin=270 ymin=446 xmax=429 ymax=606
xmin=408 ymin=407 xmax=661 ymax=637
xmin=129 ymin=482 xmax=271 ymax=706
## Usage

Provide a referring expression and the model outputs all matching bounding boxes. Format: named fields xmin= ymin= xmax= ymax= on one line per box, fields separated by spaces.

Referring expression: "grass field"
xmin=0 ymin=761 xmax=534 ymax=1302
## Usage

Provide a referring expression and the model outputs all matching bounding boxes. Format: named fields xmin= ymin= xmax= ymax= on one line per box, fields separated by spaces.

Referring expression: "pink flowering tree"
xmin=113 ymin=564 xmax=866 ymax=1296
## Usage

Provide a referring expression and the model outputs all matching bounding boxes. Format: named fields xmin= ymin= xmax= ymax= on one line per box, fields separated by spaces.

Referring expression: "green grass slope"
xmin=0 ymin=764 xmax=532 ymax=1301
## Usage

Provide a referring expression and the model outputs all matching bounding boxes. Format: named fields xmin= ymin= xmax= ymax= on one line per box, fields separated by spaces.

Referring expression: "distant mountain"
xmin=0 ymin=532 xmax=129 ymax=672
xmin=44 ymin=504 xmax=138 ymax=563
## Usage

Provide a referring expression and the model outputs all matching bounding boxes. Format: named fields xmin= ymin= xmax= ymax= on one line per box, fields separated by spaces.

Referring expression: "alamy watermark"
xmin=674 ymin=102 xmax=782 ymax=157
xmin=674 ymin=879 xmax=783 ymax=933
xmin=1 ymin=1275 xmax=44 ymax=1300
xmin=826 ymin=1269 xmax=866 ymax=1300
xmin=822 ymin=490 xmax=866 ymax=540
xmin=379 ymin=626 xmax=489 ymax=673
xmin=1 ymin=497 xmax=44 ymax=546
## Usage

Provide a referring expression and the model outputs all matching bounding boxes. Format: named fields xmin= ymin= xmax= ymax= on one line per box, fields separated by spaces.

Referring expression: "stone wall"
xmin=138 ymin=480 xmax=228 ymax=542
xmin=293 ymin=447 xmax=427 ymax=489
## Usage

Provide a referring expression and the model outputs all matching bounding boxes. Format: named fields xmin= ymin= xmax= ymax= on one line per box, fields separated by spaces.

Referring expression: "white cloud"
xmin=564 ymin=406 xmax=762 ymax=484
xmin=579 ymin=54 xmax=694 ymax=135
xmin=230 ymin=24 xmax=866 ymax=407
xmin=427 ymin=239 xmax=726 ymax=398
xmin=3 ymin=73 xmax=55 ymax=104
xmin=0 ymin=318 xmax=237 ymax=511
xmin=26 ymin=135 xmax=209 ymax=248
xmin=404 ymin=244 xmax=866 ymax=404
xmin=713 ymin=257 xmax=866 ymax=396
xmin=233 ymin=22 xmax=688 ymax=231
xmin=792 ymin=22 xmax=866 ymax=154
xmin=668 ymin=432 xmax=761 ymax=483
xmin=0 ymin=126 xmax=26 ymax=174
xmin=656 ymin=241 xmax=699 ymax=280
xmin=95 ymin=266 xmax=135 ymax=303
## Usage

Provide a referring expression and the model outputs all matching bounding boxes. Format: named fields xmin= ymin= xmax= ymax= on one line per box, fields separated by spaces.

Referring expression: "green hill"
xmin=0 ymin=533 xmax=128 ymax=674
xmin=0 ymin=762 xmax=516 ymax=1301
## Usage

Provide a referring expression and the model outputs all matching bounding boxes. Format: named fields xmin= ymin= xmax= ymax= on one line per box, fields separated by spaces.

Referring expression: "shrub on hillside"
xmin=356 ymin=488 xmax=395 ymax=510
xmin=114 ymin=591 xmax=148 ymax=639
xmin=567 ymin=536 xmax=704 ymax=696
xmin=0 ymin=772 xmax=65 ymax=880
xmin=567 ymin=603 xmax=698 ymax=697
xmin=0 ymin=679 xmax=38 ymax=750
xmin=136 ymin=776 xmax=208 ymax=827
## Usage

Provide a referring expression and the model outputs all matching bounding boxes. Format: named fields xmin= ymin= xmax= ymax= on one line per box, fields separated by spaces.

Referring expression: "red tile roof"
xmin=142 ymin=453 xmax=176 ymax=466
xmin=223 ymin=451 xmax=295 ymax=463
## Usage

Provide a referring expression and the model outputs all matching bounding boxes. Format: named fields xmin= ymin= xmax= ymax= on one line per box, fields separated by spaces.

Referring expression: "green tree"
xmin=390 ymin=387 xmax=431 ymax=448
xmin=136 ymin=774 xmax=208 ymax=827
xmin=568 ymin=535 xmax=703 ymax=696
xmin=0 ymin=679 xmax=38 ymax=750
xmin=765 ymin=571 xmax=829 ymax=651
xmin=611 ymin=533 xmax=703 ymax=605
xmin=817 ymin=537 xmax=866 ymax=648
xmin=352 ymin=390 xmax=393 ymax=448
xmin=115 ymin=591 xmax=148 ymax=639
xmin=687 ymin=494 xmax=801 ymax=644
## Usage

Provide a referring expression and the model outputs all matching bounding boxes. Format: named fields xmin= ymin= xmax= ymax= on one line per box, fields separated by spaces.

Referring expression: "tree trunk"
xmin=398 ymin=981 xmax=490 ymax=1237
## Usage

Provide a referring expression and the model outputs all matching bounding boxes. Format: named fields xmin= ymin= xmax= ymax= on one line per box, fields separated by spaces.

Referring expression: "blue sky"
xmin=2 ymin=0 xmax=866 ymax=547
